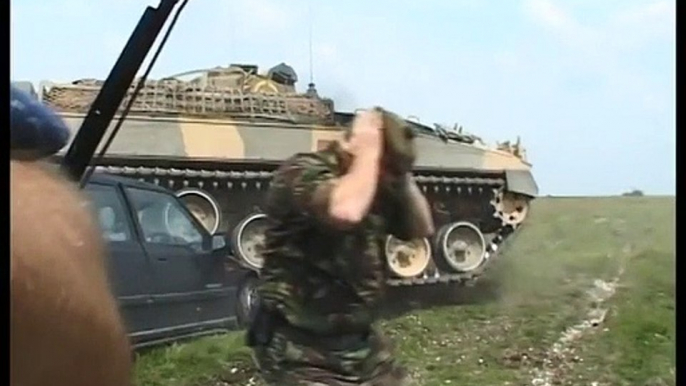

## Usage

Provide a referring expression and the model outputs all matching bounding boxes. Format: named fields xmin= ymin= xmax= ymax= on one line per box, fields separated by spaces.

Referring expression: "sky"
xmin=10 ymin=0 xmax=676 ymax=196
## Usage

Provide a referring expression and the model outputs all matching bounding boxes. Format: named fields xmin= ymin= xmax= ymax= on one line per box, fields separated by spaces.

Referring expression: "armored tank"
xmin=39 ymin=62 xmax=538 ymax=287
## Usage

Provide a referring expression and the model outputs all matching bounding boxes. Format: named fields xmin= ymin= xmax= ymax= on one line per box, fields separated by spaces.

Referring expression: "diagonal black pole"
xmin=60 ymin=0 xmax=179 ymax=182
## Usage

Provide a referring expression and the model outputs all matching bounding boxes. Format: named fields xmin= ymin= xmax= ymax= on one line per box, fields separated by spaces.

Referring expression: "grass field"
xmin=134 ymin=196 xmax=676 ymax=386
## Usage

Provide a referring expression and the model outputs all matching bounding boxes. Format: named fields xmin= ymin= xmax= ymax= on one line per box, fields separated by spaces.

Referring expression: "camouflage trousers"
xmin=251 ymin=324 xmax=411 ymax=386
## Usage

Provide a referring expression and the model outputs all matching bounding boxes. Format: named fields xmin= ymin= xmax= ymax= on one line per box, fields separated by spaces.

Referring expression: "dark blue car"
xmin=83 ymin=173 xmax=258 ymax=348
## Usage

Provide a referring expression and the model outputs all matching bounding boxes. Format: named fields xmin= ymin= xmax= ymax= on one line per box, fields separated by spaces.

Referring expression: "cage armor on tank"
xmin=40 ymin=62 xmax=538 ymax=288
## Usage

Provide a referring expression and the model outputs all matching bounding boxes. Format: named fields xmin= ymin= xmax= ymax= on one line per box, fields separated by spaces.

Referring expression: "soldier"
xmin=248 ymin=108 xmax=434 ymax=386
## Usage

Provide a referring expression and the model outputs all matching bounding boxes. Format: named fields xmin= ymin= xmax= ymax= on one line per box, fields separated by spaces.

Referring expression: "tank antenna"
xmin=308 ymin=0 xmax=314 ymax=85
xmin=305 ymin=0 xmax=318 ymax=97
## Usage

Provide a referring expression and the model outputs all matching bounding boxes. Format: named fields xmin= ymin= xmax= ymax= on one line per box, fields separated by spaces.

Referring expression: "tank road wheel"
xmin=232 ymin=213 xmax=269 ymax=271
xmin=434 ymin=221 xmax=487 ymax=273
xmin=175 ymin=188 xmax=221 ymax=234
xmin=491 ymin=190 xmax=530 ymax=226
xmin=236 ymin=274 xmax=260 ymax=328
xmin=384 ymin=236 xmax=432 ymax=278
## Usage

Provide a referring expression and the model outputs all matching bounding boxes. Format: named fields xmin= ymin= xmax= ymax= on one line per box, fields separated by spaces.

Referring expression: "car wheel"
xmin=236 ymin=274 xmax=259 ymax=328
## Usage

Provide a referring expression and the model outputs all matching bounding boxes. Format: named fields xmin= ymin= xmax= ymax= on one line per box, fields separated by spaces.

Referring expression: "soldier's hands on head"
xmin=321 ymin=108 xmax=385 ymax=227
xmin=348 ymin=109 xmax=383 ymax=162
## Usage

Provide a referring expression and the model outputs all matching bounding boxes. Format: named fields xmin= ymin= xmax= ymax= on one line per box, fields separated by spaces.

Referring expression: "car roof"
xmin=86 ymin=172 xmax=172 ymax=193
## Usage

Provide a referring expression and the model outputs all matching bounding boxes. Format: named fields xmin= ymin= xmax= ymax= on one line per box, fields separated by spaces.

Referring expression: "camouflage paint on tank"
xmin=56 ymin=113 xmax=532 ymax=176
xmin=58 ymin=114 xmax=333 ymax=160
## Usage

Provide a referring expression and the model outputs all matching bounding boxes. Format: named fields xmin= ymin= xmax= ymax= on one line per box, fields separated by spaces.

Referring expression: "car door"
xmin=122 ymin=185 xmax=233 ymax=336
xmin=83 ymin=182 xmax=156 ymax=339
xmin=198 ymin=246 xmax=245 ymax=330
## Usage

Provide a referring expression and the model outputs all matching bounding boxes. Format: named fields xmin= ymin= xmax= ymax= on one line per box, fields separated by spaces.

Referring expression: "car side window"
xmin=84 ymin=183 xmax=133 ymax=243
xmin=125 ymin=187 xmax=205 ymax=248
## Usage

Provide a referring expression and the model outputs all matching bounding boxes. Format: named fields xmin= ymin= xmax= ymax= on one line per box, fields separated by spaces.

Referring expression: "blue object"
xmin=10 ymin=84 xmax=70 ymax=158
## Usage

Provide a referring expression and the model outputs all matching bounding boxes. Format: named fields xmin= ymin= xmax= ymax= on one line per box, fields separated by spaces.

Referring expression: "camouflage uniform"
xmin=248 ymin=141 xmax=414 ymax=386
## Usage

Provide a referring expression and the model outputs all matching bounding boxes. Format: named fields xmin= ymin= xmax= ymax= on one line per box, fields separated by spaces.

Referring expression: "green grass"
xmin=133 ymin=334 xmax=255 ymax=386
xmin=134 ymin=196 xmax=675 ymax=386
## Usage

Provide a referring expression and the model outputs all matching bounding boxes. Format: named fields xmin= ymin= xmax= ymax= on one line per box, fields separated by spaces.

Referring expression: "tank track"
xmin=95 ymin=165 xmax=520 ymax=287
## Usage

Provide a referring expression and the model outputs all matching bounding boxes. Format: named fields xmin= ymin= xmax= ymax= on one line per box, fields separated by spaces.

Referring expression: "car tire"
xmin=236 ymin=274 xmax=259 ymax=328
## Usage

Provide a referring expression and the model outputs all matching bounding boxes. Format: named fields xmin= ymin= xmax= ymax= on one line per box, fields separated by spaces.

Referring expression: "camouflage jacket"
xmin=258 ymin=142 xmax=413 ymax=335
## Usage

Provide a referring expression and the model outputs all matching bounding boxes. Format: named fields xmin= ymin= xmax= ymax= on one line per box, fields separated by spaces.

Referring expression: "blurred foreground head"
xmin=10 ymin=83 xmax=70 ymax=159
xmin=10 ymin=86 xmax=132 ymax=386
